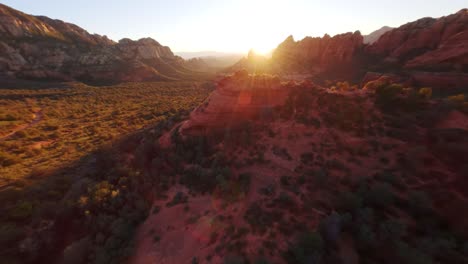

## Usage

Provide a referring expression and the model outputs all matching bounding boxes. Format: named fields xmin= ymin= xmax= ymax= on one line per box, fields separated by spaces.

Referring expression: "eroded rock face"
xmin=0 ymin=3 xmax=197 ymax=83
xmin=272 ymin=31 xmax=364 ymax=73
xmin=179 ymin=71 xmax=292 ymax=135
xmin=116 ymin=38 xmax=174 ymax=60
xmin=0 ymin=4 xmax=113 ymax=45
xmin=368 ymin=9 xmax=468 ymax=71
xmin=405 ymin=30 xmax=468 ymax=70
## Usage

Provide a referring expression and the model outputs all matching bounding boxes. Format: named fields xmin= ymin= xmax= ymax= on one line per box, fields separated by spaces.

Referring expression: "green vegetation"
xmin=284 ymin=231 xmax=324 ymax=263
xmin=329 ymin=173 xmax=467 ymax=264
xmin=2 ymin=77 xmax=467 ymax=264
xmin=0 ymin=81 xmax=212 ymax=183
xmin=0 ymin=81 xmax=212 ymax=263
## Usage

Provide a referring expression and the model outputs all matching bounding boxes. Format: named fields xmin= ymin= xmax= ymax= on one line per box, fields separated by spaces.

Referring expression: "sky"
xmin=2 ymin=0 xmax=466 ymax=54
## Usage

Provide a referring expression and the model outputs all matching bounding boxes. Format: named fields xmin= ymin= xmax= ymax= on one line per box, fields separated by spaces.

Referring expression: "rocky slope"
xmin=363 ymin=9 xmax=468 ymax=90
xmin=138 ymin=72 xmax=468 ymax=263
xmin=0 ymin=4 xmax=204 ymax=83
xmin=368 ymin=9 xmax=468 ymax=72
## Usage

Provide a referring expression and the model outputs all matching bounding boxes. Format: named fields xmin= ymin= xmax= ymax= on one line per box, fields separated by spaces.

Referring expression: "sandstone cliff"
xmin=272 ymin=31 xmax=364 ymax=74
xmin=368 ymin=9 xmax=468 ymax=72
xmin=252 ymin=9 xmax=468 ymax=89
xmin=0 ymin=4 xmax=203 ymax=83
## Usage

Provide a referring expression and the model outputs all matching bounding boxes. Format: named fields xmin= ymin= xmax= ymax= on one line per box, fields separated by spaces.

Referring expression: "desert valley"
xmin=0 ymin=2 xmax=467 ymax=264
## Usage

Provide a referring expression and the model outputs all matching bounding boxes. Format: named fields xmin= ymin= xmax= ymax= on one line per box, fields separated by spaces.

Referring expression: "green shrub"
xmin=337 ymin=191 xmax=363 ymax=213
xmin=285 ymin=231 xmax=323 ymax=264
xmin=356 ymin=223 xmax=376 ymax=249
xmin=254 ymin=257 xmax=270 ymax=264
xmin=375 ymin=171 xmax=401 ymax=186
xmin=0 ymin=151 xmax=20 ymax=167
xmin=9 ymin=201 xmax=33 ymax=221
xmin=355 ymin=207 xmax=374 ymax=225
xmin=418 ymin=87 xmax=432 ymax=99
xmin=397 ymin=241 xmax=434 ymax=264
xmin=166 ymin=192 xmax=188 ymax=207
xmin=0 ymin=224 xmax=24 ymax=244
xmin=408 ymin=191 xmax=432 ymax=215
xmin=366 ymin=183 xmax=394 ymax=208
xmin=314 ymin=169 xmax=328 ymax=186
xmin=446 ymin=94 xmax=465 ymax=105
xmin=300 ymin=152 xmax=314 ymax=164
xmin=319 ymin=212 xmax=342 ymax=243
xmin=238 ymin=172 xmax=251 ymax=193
xmin=417 ymin=236 xmax=456 ymax=257
xmin=14 ymin=130 xmax=28 ymax=138
xmin=0 ymin=114 xmax=17 ymax=121
xmin=379 ymin=219 xmax=406 ymax=242
xmin=462 ymin=241 xmax=468 ymax=255
xmin=223 ymin=255 xmax=246 ymax=264
xmin=375 ymin=84 xmax=404 ymax=109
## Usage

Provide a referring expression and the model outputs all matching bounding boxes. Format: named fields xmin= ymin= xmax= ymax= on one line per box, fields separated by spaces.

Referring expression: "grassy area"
xmin=0 ymin=81 xmax=213 ymax=184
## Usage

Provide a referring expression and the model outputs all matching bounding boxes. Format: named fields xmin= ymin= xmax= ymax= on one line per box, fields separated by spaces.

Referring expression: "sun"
xmin=250 ymin=46 xmax=272 ymax=56
xmin=248 ymin=38 xmax=274 ymax=56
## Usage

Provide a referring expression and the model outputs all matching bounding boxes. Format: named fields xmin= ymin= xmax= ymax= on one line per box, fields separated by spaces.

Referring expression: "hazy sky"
xmin=2 ymin=0 xmax=466 ymax=53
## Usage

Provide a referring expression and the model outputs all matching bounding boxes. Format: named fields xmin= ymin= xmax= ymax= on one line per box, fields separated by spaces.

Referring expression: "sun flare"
xmin=250 ymin=46 xmax=272 ymax=56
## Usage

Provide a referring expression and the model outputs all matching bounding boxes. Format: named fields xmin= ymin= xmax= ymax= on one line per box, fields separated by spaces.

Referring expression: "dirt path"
xmin=0 ymin=109 xmax=43 ymax=141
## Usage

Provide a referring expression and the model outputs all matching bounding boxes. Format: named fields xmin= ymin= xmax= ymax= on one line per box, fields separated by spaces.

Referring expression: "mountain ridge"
xmin=0 ymin=3 xmax=208 ymax=84
xmin=231 ymin=8 xmax=468 ymax=89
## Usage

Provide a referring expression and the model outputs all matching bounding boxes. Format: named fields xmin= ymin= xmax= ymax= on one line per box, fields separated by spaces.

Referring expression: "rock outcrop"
xmin=179 ymin=71 xmax=291 ymax=136
xmin=0 ymin=3 xmax=202 ymax=83
xmin=272 ymin=31 xmax=364 ymax=73
xmin=368 ymin=9 xmax=468 ymax=72
xmin=260 ymin=9 xmax=468 ymax=89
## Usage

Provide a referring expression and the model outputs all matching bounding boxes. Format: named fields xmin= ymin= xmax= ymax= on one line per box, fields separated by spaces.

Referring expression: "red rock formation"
xmin=368 ymin=9 xmax=468 ymax=71
xmin=0 ymin=3 xmax=202 ymax=83
xmin=406 ymin=30 xmax=468 ymax=70
xmin=0 ymin=4 xmax=113 ymax=45
xmin=272 ymin=32 xmax=364 ymax=73
xmin=179 ymin=71 xmax=291 ymax=136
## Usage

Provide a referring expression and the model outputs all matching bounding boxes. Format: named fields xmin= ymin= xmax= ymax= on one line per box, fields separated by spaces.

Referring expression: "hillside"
xmin=0 ymin=4 xmax=210 ymax=84
xmin=233 ymin=9 xmax=468 ymax=90
xmin=2 ymin=70 xmax=466 ymax=264
xmin=132 ymin=72 xmax=468 ymax=263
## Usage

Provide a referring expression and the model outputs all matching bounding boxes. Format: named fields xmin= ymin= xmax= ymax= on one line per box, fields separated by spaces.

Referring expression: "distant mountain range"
xmin=176 ymin=51 xmax=244 ymax=59
xmin=0 ymin=4 xmax=209 ymax=84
